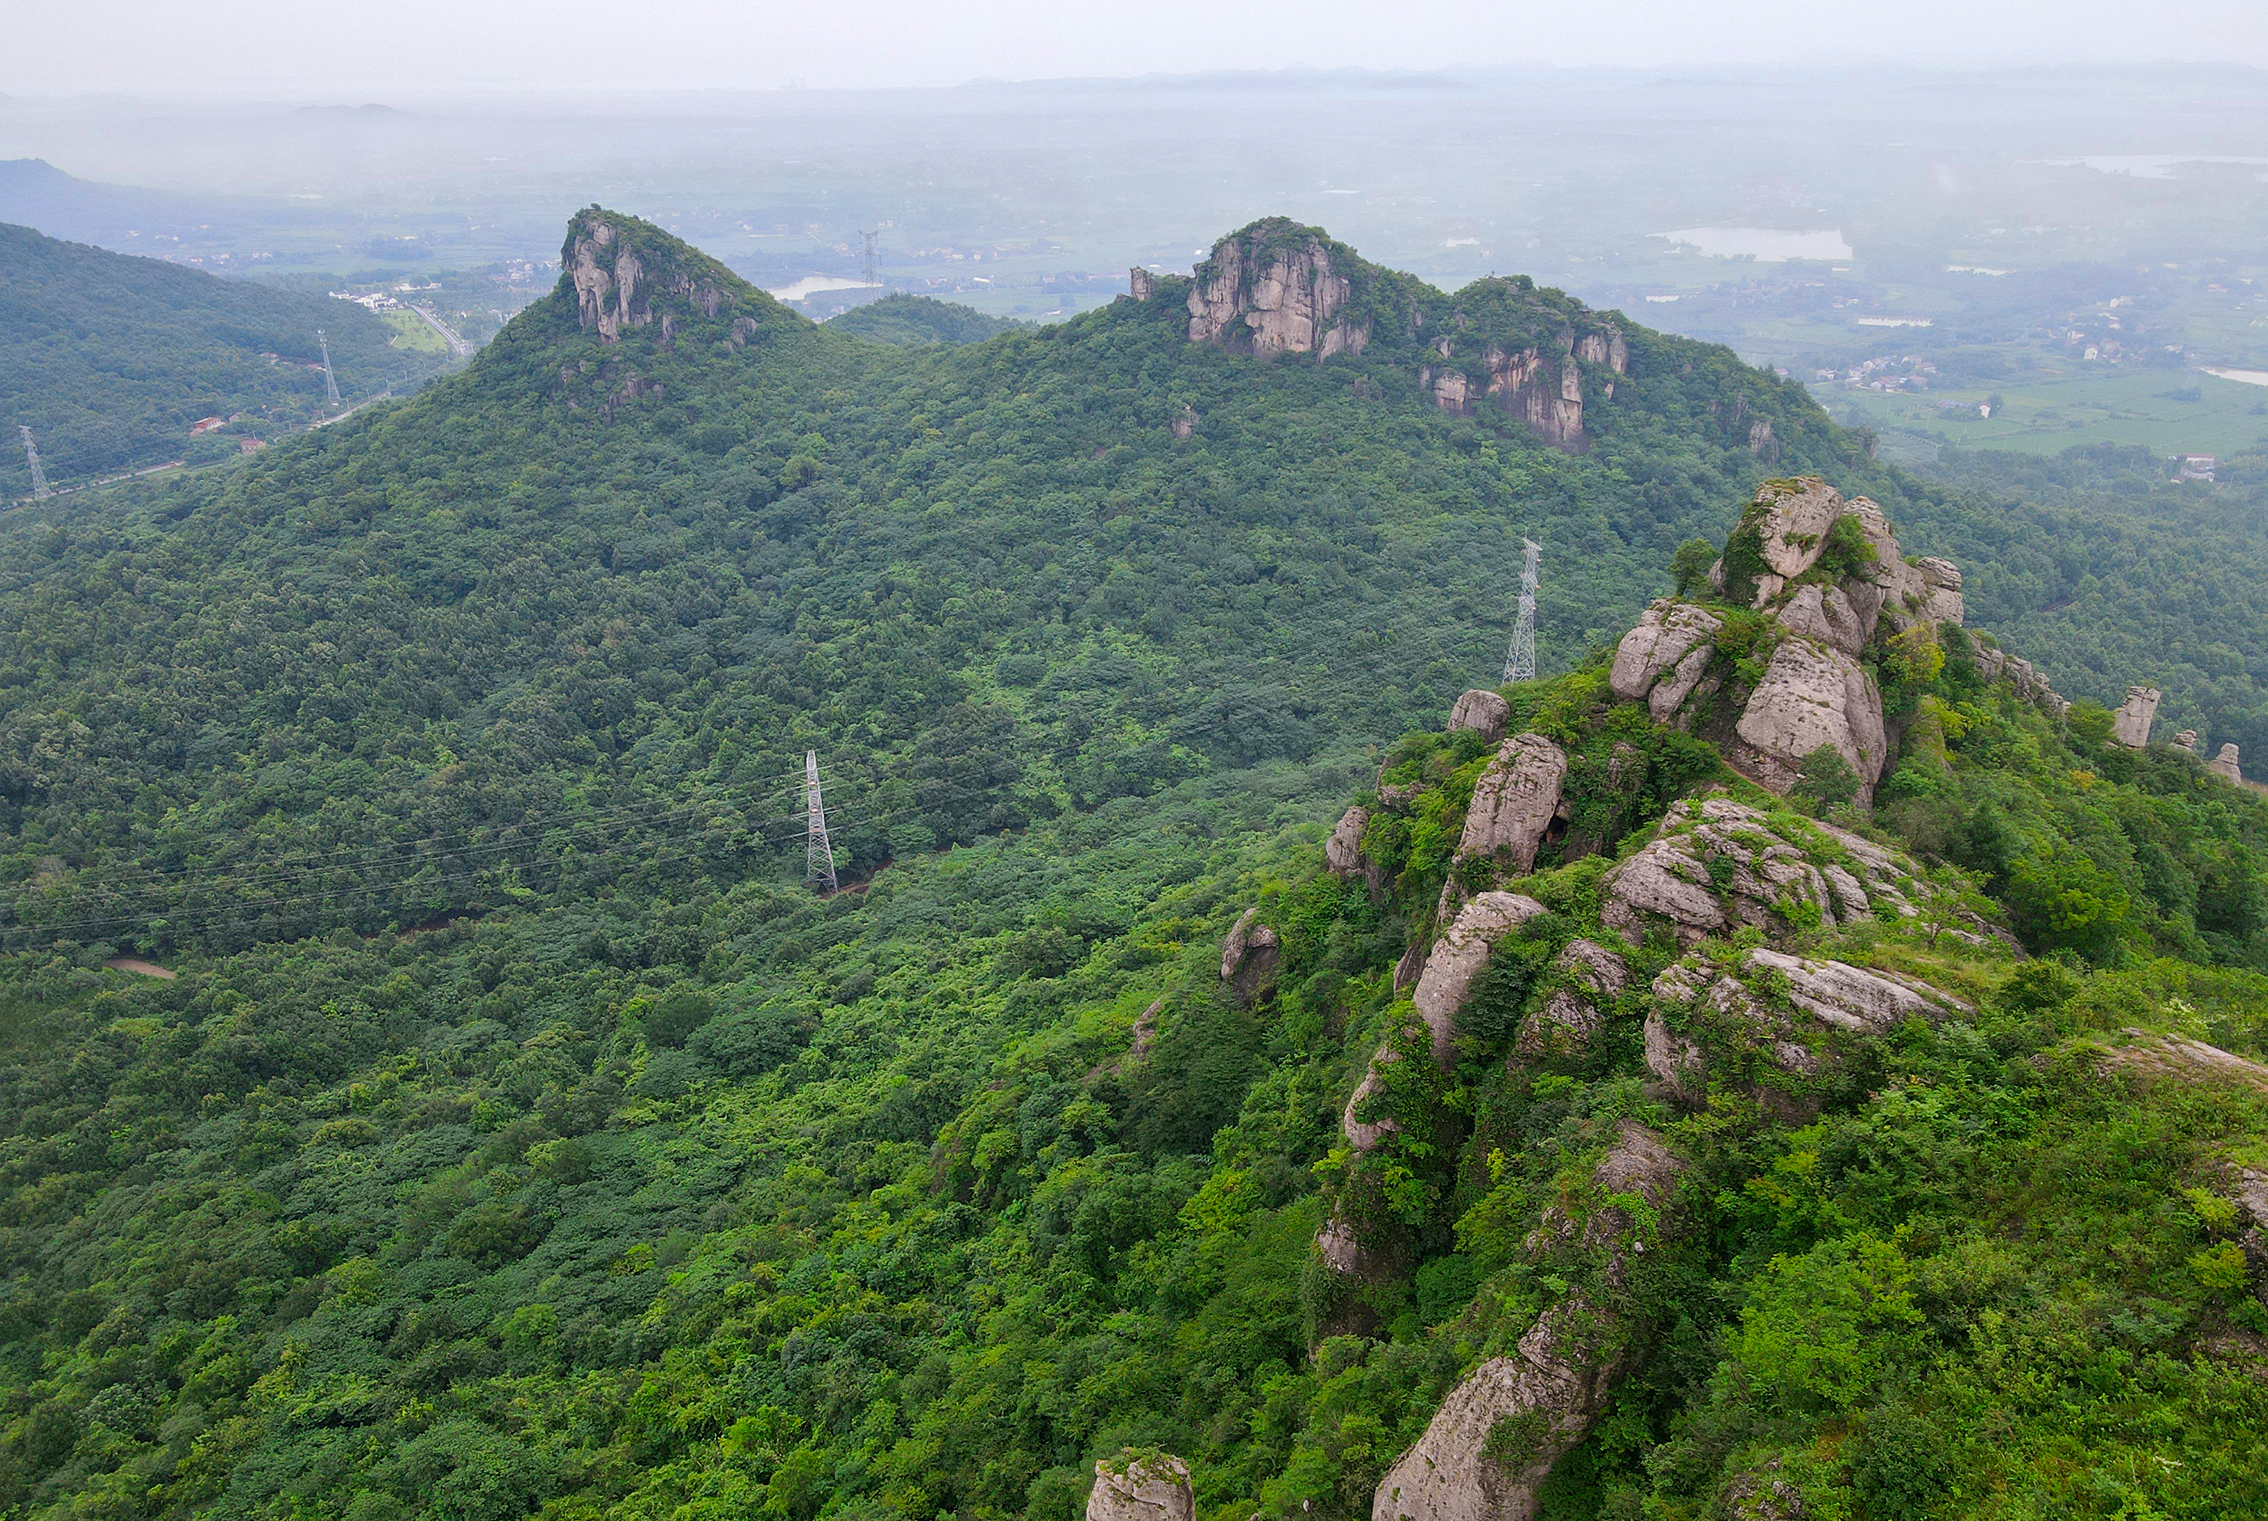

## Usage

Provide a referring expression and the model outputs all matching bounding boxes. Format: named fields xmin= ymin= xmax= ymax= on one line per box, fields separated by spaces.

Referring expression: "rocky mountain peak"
xmin=558 ymin=206 xmax=781 ymax=346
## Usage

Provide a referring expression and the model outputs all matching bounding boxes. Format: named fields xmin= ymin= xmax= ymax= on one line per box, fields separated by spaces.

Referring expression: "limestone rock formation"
xmin=1452 ymin=734 xmax=1569 ymax=878
xmin=2211 ymin=743 xmax=2244 ymax=785
xmin=1411 ymin=892 xmax=1550 ymax=1065
xmin=1969 ymin=640 xmax=2068 ymax=714
xmin=1917 ymin=558 xmax=1965 ymax=624
xmin=1420 ymin=327 xmax=1623 ymax=450
xmin=1087 ymin=1452 xmax=1195 ymax=1521
xmin=1449 ymin=688 xmax=1513 ymax=743
xmin=1645 ymin=947 xmax=1969 ymax=1106
xmin=2113 ymin=686 xmax=2161 ymax=748
xmin=2174 ymin=730 xmax=2200 ymax=753
xmin=564 ymin=208 xmax=750 ymax=345
xmin=1127 ymin=267 xmax=1154 ymax=301
xmin=1609 ymin=602 xmax=1724 ymax=710
xmin=1186 ymin=224 xmax=1366 ymax=360
xmin=1326 ymin=805 xmax=1378 ymax=888
xmin=1749 ymin=477 xmax=1847 ymax=580
xmin=1774 ymin=583 xmax=1867 ymax=657
xmin=1600 ymin=798 xmax=1923 ymax=947
xmin=1372 ymin=1125 xmax=1683 ymax=1521
xmin=1731 ymin=639 xmax=1888 ymax=802
xmin=1220 ymin=908 xmax=1280 ymax=1006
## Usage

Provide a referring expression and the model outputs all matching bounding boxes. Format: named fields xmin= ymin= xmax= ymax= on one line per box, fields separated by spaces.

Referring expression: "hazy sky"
xmin=8 ymin=0 xmax=2268 ymax=94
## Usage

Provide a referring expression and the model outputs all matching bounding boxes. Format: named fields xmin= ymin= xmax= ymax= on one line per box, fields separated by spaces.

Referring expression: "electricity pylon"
xmin=1503 ymin=538 xmax=1541 ymax=683
xmin=804 ymin=750 xmax=838 ymax=894
xmin=858 ymin=230 xmax=880 ymax=289
xmin=317 ymin=329 xmax=341 ymax=406
xmin=18 ymin=427 xmax=50 ymax=499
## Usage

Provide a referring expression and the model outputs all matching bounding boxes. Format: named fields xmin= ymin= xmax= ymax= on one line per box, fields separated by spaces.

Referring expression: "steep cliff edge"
xmin=556 ymin=205 xmax=795 ymax=347
xmin=1127 ymin=217 xmax=1635 ymax=451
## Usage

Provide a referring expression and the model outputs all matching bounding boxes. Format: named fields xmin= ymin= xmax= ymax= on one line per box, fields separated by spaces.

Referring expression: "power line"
xmin=317 ymin=329 xmax=341 ymax=408
xmin=1503 ymin=537 xmax=1541 ymax=684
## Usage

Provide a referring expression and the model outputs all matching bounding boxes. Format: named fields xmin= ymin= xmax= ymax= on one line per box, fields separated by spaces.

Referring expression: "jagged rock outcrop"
xmin=1127 ymin=267 xmax=1154 ymax=301
xmin=2174 ymin=730 xmax=2200 ymax=753
xmin=2113 ymin=686 xmax=2161 ymax=748
xmin=1451 ymin=734 xmax=1569 ymax=880
xmin=1515 ymin=939 xmax=1629 ymax=1058
xmin=1600 ymin=798 xmax=1922 ymax=947
xmin=1186 ymin=223 xmax=1366 ymax=359
xmin=2211 ymin=744 xmax=2244 ymax=785
xmin=563 ymin=208 xmax=756 ymax=345
xmin=1645 ymin=947 xmax=1969 ymax=1108
xmin=1748 ymin=477 xmax=1846 ymax=582
xmin=1449 ymin=688 xmax=1513 ymax=743
xmin=1917 ymin=558 xmax=1965 ymax=624
xmin=1372 ymin=1124 xmax=1683 ymax=1521
xmin=1970 ymin=640 xmax=2069 ymax=714
xmin=1220 ymin=908 xmax=1280 ymax=1006
xmin=1774 ymin=583 xmax=1867 ymax=657
xmin=1327 ymin=805 xmax=1379 ymax=887
xmin=1731 ymin=638 xmax=1888 ymax=803
xmin=1420 ymin=330 xmax=1619 ymax=450
xmin=1088 ymin=1452 xmax=1195 ymax=1521
xmin=1609 ymin=602 xmax=1724 ymax=718
xmin=1412 ymin=892 xmax=1550 ymax=1065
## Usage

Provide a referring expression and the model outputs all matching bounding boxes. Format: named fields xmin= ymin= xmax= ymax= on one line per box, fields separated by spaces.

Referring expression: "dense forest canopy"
xmin=0 ymin=222 xmax=450 ymax=493
xmin=0 ymin=209 xmax=2263 ymax=1521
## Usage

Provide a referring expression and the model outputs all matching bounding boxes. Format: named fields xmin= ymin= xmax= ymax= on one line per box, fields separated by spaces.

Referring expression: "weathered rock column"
xmin=1088 ymin=1452 xmax=1195 ymax=1521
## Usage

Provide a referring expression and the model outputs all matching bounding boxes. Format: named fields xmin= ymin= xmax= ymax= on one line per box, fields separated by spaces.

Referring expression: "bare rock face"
xmin=1127 ymin=267 xmax=1155 ymax=301
xmin=1968 ymin=639 xmax=2067 ymax=714
xmin=1088 ymin=1452 xmax=1195 ymax=1521
xmin=1341 ymin=1057 xmax=1401 ymax=1151
xmin=1516 ymin=940 xmax=1631 ymax=1059
xmin=1732 ymin=638 xmax=1888 ymax=802
xmin=1917 ymin=558 xmax=1965 ymax=624
xmin=1742 ymin=948 xmax=1971 ymax=1030
xmin=2113 ymin=686 xmax=2162 ymax=748
xmin=1774 ymin=584 xmax=1867 ymax=658
xmin=1170 ymin=403 xmax=1197 ymax=440
xmin=1423 ymin=342 xmax=1597 ymax=450
xmin=1326 ymin=805 xmax=1383 ymax=894
xmin=1609 ymin=602 xmax=1724 ymax=706
xmin=1454 ymin=734 xmax=1569 ymax=877
xmin=1748 ymin=478 xmax=1847 ymax=580
xmin=2174 ymin=730 xmax=2200 ymax=753
xmin=1220 ymin=908 xmax=1280 ymax=1006
xmin=1372 ymin=1125 xmax=1683 ymax=1521
xmin=2211 ymin=744 xmax=2244 ymax=785
xmin=1574 ymin=328 xmax=1629 ymax=372
xmin=1187 ymin=224 xmax=1367 ymax=360
xmin=1449 ymin=688 xmax=1513 ymax=742
xmin=564 ymin=209 xmax=742 ymax=345
xmin=1412 ymin=892 xmax=1550 ymax=1065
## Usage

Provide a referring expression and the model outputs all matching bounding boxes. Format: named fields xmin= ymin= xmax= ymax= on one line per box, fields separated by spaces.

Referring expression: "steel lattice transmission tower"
xmin=804 ymin=750 xmax=839 ymax=895
xmin=317 ymin=329 xmax=342 ymax=407
xmin=18 ymin=427 xmax=50 ymax=499
xmin=1503 ymin=538 xmax=1542 ymax=683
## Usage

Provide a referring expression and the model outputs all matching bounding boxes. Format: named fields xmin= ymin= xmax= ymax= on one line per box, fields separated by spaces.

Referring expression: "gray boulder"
xmin=1449 ymin=688 xmax=1513 ymax=742
xmin=1917 ymin=558 xmax=1966 ymax=624
xmin=1609 ymin=601 xmax=1723 ymax=705
xmin=1774 ymin=583 xmax=1867 ymax=657
xmin=1088 ymin=1452 xmax=1195 ymax=1521
xmin=1749 ymin=477 xmax=1847 ymax=580
xmin=1412 ymin=892 xmax=1550 ymax=1065
xmin=1453 ymin=734 xmax=1569 ymax=877
xmin=2211 ymin=743 xmax=2244 ymax=785
xmin=1220 ymin=908 xmax=1280 ymax=1006
xmin=2113 ymin=686 xmax=2161 ymax=748
xmin=1732 ymin=638 xmax=1887 ymax=802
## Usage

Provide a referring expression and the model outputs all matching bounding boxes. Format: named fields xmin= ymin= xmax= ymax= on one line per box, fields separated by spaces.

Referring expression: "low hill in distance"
xmin=1 ymin=220 xmax=453 ymax=494
xmin=827 ymin=292 xmax=1028 ymax=346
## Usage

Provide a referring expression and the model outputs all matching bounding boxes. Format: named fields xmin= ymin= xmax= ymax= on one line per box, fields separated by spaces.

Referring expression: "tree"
xmin=1670 ymin=538 xmax=1718 ymax=596
xmin=1792 ymin=744 xmax=1862 ymax=813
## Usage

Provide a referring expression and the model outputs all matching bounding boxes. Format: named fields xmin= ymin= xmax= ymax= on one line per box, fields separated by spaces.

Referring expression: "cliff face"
xmin=1137 ymin=217 xmax=1637 ymax=452
xmin=1185 ymin=222 xmax=1367 ymax=359
xmin=558 ymin=207 xmax=784 ymax=346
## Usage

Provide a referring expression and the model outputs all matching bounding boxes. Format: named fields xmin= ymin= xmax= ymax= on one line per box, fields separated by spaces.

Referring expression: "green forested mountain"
xmin=0 ymin=210 xmax=2263 ymax=1521
xmin=0 ymin=221 xmax=450 ymax=493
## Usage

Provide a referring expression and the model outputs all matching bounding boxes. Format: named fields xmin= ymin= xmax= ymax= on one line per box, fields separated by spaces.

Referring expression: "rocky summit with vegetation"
xmin=0 ymin=210 xmax=2264 ymax=1521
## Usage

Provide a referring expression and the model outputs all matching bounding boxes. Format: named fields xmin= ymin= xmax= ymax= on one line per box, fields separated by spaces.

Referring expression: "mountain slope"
xmin=0 ymin=210 xmax=2262 ymax=1521
xmin=0 ymin=220 xmax=450 ymax=493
